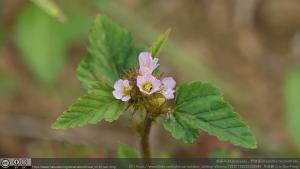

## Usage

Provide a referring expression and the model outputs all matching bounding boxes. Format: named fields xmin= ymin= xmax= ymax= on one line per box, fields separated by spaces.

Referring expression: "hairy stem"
xmin=140 ymin=112 xmax=152 ymax=158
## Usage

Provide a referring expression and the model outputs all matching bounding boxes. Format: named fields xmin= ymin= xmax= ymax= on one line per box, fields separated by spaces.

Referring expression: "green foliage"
xmin=53 ymin=15 xmax=146 ymax=129
xmin=31 ymin=0 xmax=65 ymax=21
xmin=52 ymin=83 xmax=126 ymax=129
xmin=15 ymin=4 xmax=66 ymax=84
xmin=163 ymin=117 xmax=199 ymax=144
xmin=77 ymin=15 xmax=145 ymax=88
xmin=284 ymin=69 xmax=300 ymax=151
xmin=117 ymin=144 xmax=139 ymax=158
xmin=163 ymin=82 xmax=257 ymax=149
xmin=52 ymin=14 xmax=257 ymax=152
xmin=15 ymin=4 xmax=91 ymax=84
xmin=149 ymin=29 xmax=171 ymax=58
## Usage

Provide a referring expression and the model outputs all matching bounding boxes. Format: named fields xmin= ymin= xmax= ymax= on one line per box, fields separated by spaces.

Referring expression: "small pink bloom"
xmin=137 ymin=74 xmax=161 ymax=95
xmin=161 ymin=77 xmax=176 ymax=100
xmin=138 ymin=52 xmax=159 ymax=75
xmin=112 ymin=79 xmax=132 ymax=101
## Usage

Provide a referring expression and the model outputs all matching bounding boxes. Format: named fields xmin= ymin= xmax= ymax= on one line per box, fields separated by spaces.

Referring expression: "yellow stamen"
xmin=123 ymin=87 xmax=131 ymax=95
xmin=142 ymin=82 xmax=153 ymax=93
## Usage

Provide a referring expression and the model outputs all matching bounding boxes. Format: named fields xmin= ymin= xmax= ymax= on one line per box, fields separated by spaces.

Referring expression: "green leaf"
xmin=77 ymin=15 xmax=145 ymax=88
xmin=163 ymin=82 xmax=257 ymax=149
xmin=284 ymin=69 xmax=300 ymax=151
xmin=31 ymin=0 xmax=65 ymax=21
xmin=15 ymin=4 xmax=91 ymax=84
xmin=149 ymin=29 xmax=171 ymax=57
xmin=15 ymin=4 xmax=67 ymax=84
xmin=163 ymin=117 xmax=199 ymax=144
xmin=61 ymin=10 xmax=92 ymax=43
xmin=117 ymin=144 xmax=139 ymax=158
xmin=52 ymin=83 xmax=126 ymax=129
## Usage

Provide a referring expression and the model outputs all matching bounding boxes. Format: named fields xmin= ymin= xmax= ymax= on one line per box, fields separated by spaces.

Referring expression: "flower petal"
xmin=162 ymin=77 xmax=176 ymax=89
xmin=121 ymin=96 xmax=131 ymax=101
xmin=123 ymin=80 xmax=130 ymax=88
xmin=151 ymin=78 xmax=162 ymax=93
xmin=138 ymin=52 xmax=152 ymax=66
xmin=151 ymin=58 xmax=159 ymax=70
xmin=137 ymin=75 xmax=146 ymax=88
xmin=162 ymin=89 xmax=175 ymax=100
xmin=139 ymin=67 xmax=151 ymax=76
xmin=114 ymin=79 xmax=124 ymax=90
xmin=138 ymin=52 xmax=159 ymax=75
xmin=112 ymin=90 xmax=123 ymax=99
xmin=137 ymin=74 xmax=161 ymax=94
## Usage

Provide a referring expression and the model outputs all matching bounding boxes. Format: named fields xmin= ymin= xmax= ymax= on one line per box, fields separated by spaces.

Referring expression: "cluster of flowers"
xmin=112 ymin=52 xmax=176 ymax=102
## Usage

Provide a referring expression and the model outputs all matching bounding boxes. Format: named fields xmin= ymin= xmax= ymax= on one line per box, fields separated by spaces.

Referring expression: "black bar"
xmin=2 ymin=158 xmax=300 ymax=169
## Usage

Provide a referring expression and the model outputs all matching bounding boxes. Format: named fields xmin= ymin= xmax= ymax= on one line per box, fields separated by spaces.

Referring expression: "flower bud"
xmin=148 ymin=93 xmax=166 ymax=108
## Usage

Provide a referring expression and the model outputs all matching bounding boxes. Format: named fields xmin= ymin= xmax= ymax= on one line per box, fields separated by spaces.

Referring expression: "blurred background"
xmin=1 ymin=0 xmax=300 ymax=158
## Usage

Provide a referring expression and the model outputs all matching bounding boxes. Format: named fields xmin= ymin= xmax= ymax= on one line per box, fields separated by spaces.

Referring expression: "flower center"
xmin=123 ymin=87 xmax=131 ymax=96
xmin=142 ymin=82 xmax=153 ymax=93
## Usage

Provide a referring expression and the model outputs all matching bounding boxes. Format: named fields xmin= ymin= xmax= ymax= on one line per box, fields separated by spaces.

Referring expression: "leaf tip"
xmin=150 ymin=28 xmax=172 ymax=58
xmin=51 ymin=121 xmax=63 ymax=129
xmin=247 ymin=138 xmax=258 ymax=149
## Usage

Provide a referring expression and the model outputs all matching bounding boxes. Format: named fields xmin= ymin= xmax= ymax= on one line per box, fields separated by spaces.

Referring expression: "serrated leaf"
xmin=163 ymin=116 xmax=199 ymax=144
xmin=163 ymin=82 xmax=257 ymax=149
xmin=117 ymin=144 xmax=139 ymax=158
xmin=52 ymin=83 xmax=126 ymax=129
xmin=284 ymin=69 xmax=300 ymax=151
xmin=77 ymin=15 xmax=145 ymax=88
xmin=149 ymin=29 xmax=171 ymax=58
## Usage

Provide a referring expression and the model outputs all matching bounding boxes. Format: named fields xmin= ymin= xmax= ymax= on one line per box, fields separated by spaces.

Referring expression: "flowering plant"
xmin=52 ymin=15 xmax=257 ymax=158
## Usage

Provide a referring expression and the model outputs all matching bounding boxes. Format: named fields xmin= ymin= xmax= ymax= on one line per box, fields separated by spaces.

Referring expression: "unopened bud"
xmin=149 ymin=93 xmax=166 ymax=107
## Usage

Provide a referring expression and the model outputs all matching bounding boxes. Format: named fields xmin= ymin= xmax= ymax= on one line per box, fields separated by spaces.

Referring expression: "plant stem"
xmin=140 ymin=112 xmax=152 ymax=158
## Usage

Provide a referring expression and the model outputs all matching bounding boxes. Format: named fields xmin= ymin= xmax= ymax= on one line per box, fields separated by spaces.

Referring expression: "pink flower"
xmin=138 ymin=52 xmax=159 ymax=75
xmin=112 ymin=79 xmax=132 ymax=101
xmin=137 ymin=74 xmax=161 ymax=95
xmin=161 ymin=77 xmax=176 ymax=100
